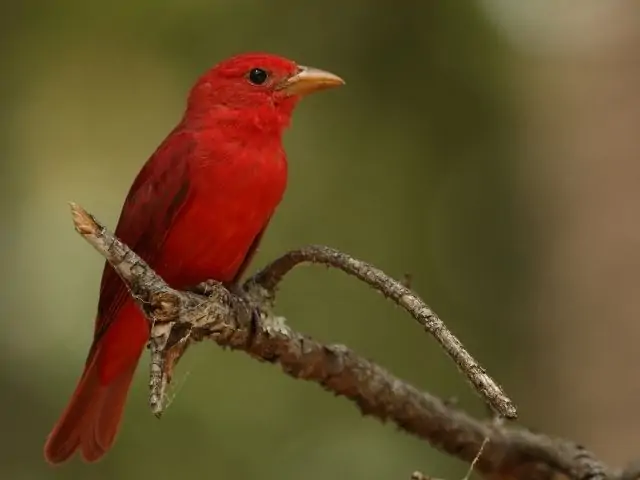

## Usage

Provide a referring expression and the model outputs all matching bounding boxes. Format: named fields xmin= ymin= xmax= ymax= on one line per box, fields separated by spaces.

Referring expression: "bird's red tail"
xmin=44 ymin=351 xmax=137 ymax=465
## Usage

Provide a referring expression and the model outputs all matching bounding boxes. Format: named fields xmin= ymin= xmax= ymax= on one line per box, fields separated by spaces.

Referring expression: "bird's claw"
xmin=191 ymin=280 xmax=248 ymax=299
xmin=190 ymin=279 xmax=222 ymax=296
xmin=224 ymin=281 xmax=248 ymax=299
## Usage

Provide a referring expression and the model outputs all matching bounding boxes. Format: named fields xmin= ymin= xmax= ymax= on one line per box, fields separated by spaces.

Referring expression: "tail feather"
xmin=44 ymin=354 xmax=103 ymax=464
xmin=94 ymin=364 xmax=137 ymax=452
xmin=80 ymin=397 xmax=107 ymax=463
xmin=44 ymin=351 xmax=138 ymax=464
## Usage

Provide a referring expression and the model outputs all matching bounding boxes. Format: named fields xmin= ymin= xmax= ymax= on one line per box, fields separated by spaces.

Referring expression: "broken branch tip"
xmin=69 ymin=202 xmax=96 ymax=235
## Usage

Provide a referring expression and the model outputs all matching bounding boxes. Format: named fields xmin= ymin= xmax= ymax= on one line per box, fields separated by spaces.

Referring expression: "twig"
xmin=463 ymin=417 xmax=501 ymax=480
xmin=68 ymin=203 xmax=615 ymax=480
xmin=250 ymin=246 xmax=516 ymax=419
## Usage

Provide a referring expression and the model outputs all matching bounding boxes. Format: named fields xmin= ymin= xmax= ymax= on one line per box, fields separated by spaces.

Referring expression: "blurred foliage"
xmin=0 ymin=1 xmax=531 ymax=479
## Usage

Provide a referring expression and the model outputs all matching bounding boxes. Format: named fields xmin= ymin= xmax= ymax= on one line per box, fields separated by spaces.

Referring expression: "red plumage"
xmin=44 ymin=53 xmax=343 ymax=464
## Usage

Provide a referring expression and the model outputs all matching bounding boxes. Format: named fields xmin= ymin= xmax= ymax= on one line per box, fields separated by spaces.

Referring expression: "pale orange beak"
xmin=278 ymin=66 xmax=345 ymax=96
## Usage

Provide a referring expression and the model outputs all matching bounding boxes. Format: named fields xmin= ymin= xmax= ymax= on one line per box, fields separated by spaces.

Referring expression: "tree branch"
xmin=68 ymin=202 xmax=618 ymax=480
xmin=250 ymin=245 xmax=516 ymax=419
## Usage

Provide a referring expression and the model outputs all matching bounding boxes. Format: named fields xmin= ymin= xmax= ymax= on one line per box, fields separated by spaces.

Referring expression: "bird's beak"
xmin=278 ymin=66 xmax=345 ymax=96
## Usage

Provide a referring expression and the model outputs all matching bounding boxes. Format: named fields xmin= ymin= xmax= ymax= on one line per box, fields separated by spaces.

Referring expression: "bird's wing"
xmin=92 ymin=127 xmax=195 ymax=347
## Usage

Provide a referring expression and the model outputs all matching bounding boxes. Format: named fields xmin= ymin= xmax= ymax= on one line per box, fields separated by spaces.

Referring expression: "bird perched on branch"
xmin=44 ymin=52 xmax=344 ymax=464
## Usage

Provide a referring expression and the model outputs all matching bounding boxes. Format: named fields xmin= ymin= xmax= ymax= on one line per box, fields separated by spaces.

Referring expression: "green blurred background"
xmin=3 ymin=1 xmax=640 ymax=479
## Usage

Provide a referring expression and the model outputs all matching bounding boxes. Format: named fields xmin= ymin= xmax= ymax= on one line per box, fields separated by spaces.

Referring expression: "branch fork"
xmin=67 ymin=202 xmax=622 ymax=480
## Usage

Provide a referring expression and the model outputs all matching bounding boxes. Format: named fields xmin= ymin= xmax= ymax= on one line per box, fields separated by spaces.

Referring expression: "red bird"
xmin=44 ymin=53 xmax=344 ymax=464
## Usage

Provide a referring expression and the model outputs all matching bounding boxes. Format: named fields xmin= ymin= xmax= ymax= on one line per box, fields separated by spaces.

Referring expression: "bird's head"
xmin=185 ymin=53 xmax=344 ymax=131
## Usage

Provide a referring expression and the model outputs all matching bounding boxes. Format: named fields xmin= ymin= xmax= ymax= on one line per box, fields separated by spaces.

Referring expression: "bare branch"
xmin=68 ymin=202 xmax=615 ymax=480
xmin=250 ymin=245 xmax=516 ymax=419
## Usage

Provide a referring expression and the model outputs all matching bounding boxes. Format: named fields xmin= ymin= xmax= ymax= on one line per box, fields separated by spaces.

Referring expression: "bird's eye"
xmin=248 ymin=68 xmax=269 ymax=85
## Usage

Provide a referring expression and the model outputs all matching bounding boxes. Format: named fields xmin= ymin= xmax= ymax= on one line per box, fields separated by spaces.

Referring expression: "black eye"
xmin=248 ymin=68 xmax=269 ymax=85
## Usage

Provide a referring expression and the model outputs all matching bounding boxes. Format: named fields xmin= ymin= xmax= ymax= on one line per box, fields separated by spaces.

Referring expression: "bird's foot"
xmin=223 ymin=281 xmax=248 ymax=299
xmin=191 ymin=279 xmax=248 ymax=298
xmin=190 ymin=280 xmax=259 ymax=335
xmin=190 ymin=279 xmax=223 ymax=296
xmin=223 ymin=282 xmax=261 ymax=336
